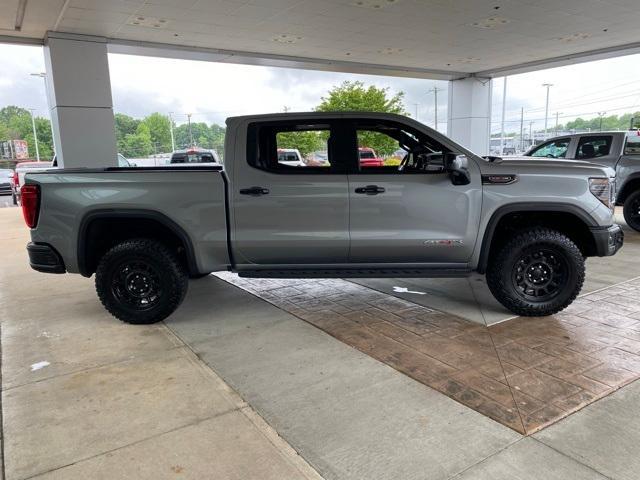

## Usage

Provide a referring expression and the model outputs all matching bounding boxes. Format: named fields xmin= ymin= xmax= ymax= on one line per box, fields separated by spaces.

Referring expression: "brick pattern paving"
xmin=216 ymin=272 xmax=640 ymax=435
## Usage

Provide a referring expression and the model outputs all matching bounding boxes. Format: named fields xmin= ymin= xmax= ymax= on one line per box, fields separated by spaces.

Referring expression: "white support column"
xmin=44 ymin=32 xmax=117 ymax=168
xmin=447 ymin=77 xmax=493 ymax=156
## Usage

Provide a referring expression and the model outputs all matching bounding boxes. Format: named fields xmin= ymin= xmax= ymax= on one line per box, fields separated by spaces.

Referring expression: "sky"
xmin=1 ymin=43 xmax=639 ymax=135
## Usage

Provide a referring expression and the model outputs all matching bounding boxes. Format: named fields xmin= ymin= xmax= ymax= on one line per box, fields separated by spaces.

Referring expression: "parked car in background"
xmin=522 ymin=131 xmax=640 ymax=231
xmin=23 ymin=112 xmax=622 ymax=324
xmin=12 ymin=161 xmax=53 ymax=205
xmin=170 ymin=148 xmax=221 ymax=164
xmin=277 ymin=148 xmax=304 ymax=167
xmin=0 ymin=168 xmax=13 ymax=196
xmin=358 ymin=147 xmax=384 ymax=167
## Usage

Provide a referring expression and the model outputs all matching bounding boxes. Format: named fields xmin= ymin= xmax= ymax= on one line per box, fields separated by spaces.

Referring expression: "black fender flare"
xmin=77 ymin=209 xmax=199 ymax=277
xmin=477 ymin=203 xmax=598 ymax=274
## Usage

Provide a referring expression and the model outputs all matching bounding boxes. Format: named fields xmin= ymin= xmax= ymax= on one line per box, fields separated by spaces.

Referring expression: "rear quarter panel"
xmin=26 ymin=169 xmax=229 ymax=274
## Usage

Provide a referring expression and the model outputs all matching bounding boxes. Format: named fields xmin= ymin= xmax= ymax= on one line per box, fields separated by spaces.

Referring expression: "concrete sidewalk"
xmin=0 ymin=208 xmax=321 ymax=480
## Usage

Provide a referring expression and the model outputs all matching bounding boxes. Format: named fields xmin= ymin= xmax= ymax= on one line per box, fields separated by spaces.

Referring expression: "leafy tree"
xmin=122 ymin=123 xmax=153 ymax=157
xmin=0 ymin=106 xmax=54 ymax=159
xmin=315 ymin=81 xmax=408 ymax=155
xmin=140 ymin=112 xmax=172 ymax=153
xmin=277 ymin=131 xmax=323 ymax=157
xmin=114 ymin=113 xmax=141 ymax=154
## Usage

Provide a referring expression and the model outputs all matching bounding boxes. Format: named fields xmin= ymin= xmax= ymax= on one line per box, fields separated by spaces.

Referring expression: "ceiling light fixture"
xmin=469 ymin=16 xmax=510 ymax=29
xmin=555 ymin=32 xmax=591 ymax=43
xmin=15 ymin=0 xmax=27 ymax=31
xmin=126 ymin=15 xmax=170 ymax=28
xmin=272 ymin=34 xmax=303 ymax=44
xmin=377 ymin=47 xmax=404 ymax=55
xmin=352 ymin=0 xmax=399 ymax=10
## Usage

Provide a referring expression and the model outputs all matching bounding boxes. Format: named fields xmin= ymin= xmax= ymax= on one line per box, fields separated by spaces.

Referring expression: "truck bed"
xmin=26 ymin=165 xmax=231 ymax=275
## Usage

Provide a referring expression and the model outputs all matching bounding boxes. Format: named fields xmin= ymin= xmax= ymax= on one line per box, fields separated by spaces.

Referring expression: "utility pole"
xmin=598 ymin=111 xmax=606 ymax=131
xmin=428 ymin=87 xmax=441 ymax=131
xmin=542 ymin=83 xmax=553 ymax=139
xmin=187 ymin=113 xmax=194 ymax=147
xmin=554 ymin=112 xmax=562 ymax=136
xmin=519 ymin=107 xmax=524 ymax=153
xmin=529 ymin=121 xmax=534 ymax=150
xmin=29 ymin=108 xmax=40 ymax=161
xmin=413 ymin=103 xmax=419 ymax=121
xmin=168 ymin=112 xmax=176 ymax=152
xmin=499 ymin=77 xmax=508 ymax=155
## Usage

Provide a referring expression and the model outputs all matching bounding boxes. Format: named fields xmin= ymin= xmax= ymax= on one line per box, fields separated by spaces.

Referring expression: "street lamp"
xmin=28 ymin=108 xmax=40 ymax=161
xmin=168 ymin=112 xmax=176 ymax=152
xmin=187 ymin=113 xmax=194 ymax=147
xmin=30 ymin=72 xmax=55 ymax=150
xmin=597 ymin=111 xmax=606 ymax=131
xmin=554 ymin=112 xmax=563 ymax=136
xmin=542 ymin=83 xmax=553 ymax=139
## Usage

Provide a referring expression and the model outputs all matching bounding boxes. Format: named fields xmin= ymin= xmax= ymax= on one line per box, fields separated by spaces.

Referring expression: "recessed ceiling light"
xmin=555 ymin=32 xmax=591 ymax=42
xmin=469 ymin=16 xmax=510 ymax=29
xmin=272 ymin=34 xmax=303 ymax=44
xmin=352 ymin=0 xmax=399 ymax=10
xmin=126 ymin=15 xmax=170 ymax=28
xmin=377 ymin=47 xmax=404 ymax=55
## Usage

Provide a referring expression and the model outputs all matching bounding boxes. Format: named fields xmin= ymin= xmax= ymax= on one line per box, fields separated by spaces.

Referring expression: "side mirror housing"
xmin=444 ymin=153 xmax=471 ymax=185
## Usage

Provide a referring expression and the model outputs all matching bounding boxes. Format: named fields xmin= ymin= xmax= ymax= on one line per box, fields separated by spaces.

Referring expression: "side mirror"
xmin=444 ymin=153 xmax=471 ymax=185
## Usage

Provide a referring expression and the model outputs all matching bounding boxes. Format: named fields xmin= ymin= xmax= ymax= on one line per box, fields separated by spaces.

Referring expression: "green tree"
xmin=315 ymin=81 xmax=408 ymax=155
xmin=140 ymin=112 xmax=172 ymax=153
xmin=277 ymin=131 xmax=323 ymax=157
xmin=122 ymin=123 xmax=153 ymax=157
xmin=114 ymin=113 xmax=140 ymax=154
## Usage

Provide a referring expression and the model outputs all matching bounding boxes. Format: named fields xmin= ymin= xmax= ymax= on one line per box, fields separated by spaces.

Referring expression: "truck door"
xmin=347 ymin=120 xmax=482 ymax=265
xmin=231 ymin=119 xmax=352 ymax=265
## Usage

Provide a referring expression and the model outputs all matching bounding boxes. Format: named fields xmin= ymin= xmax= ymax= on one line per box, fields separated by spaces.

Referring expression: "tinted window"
xmin=529 ymin=138 xmax=570 ymax=158
xmin=576 ymin=136 xmax=612 ymax=159
xmin=359 ymin=150 xmax=375 ymax=159
xmin=624 ymin=135 xmax=640 ymax=155
xmin=171 ymin=152 xmax=215 ymax=163
xmin=247 ymin=122 xmax=340 ymax=173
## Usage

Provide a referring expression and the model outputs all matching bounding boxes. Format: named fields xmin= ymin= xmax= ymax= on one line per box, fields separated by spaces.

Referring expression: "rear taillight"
xmin=21 ymin=184 xmax=40 ymax=228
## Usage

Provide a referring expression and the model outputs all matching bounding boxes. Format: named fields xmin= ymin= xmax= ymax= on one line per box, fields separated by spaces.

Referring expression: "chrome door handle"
xmin=239 ymin=186 xmax=270 ymax=196
xmin=355 ymin=185 xmax=385 ymax=195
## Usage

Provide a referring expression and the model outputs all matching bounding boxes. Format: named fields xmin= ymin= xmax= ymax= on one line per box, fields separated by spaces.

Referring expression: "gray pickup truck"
xmin=524 ymin=130 xmax=640 ymax=231
xmin=21 ymin=112 xmax=623 ymax=324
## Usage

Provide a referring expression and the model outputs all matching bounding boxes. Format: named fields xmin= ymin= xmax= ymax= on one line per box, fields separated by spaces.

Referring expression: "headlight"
xmin=589 ymin=177 xmax=612 ymax=209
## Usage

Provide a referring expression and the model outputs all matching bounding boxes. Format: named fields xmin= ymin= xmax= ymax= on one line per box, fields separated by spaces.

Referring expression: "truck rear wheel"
xmin=95 ymin=239 xmax=188 ymax=324
xmin=623 ymin=190 xmax=640 ymax=232
xmin=486 ymin=228 xmax=585 ymax=317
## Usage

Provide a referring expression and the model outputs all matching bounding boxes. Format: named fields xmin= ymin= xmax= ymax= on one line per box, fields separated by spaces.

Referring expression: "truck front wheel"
xmin=623 ymin=190 xmax=640 ymax=232
xmin=95 ymin=239 xmax=188 ymax=324
xmin=486 ymin=229 xmax=585 ymax=317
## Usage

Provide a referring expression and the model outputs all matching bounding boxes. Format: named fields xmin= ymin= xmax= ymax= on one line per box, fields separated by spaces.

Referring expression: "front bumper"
xmin=590 ymin=224 xmax=624 ymax=257
xmin=27 ymin=242 xmax=66 ymax=274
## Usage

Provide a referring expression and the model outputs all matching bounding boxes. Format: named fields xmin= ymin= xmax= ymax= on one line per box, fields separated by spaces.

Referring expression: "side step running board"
xmin=238 ymin=268 xmax=472 ymax=279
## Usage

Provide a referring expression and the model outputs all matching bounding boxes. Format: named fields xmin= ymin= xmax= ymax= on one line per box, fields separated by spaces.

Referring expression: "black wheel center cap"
xmin=526 ymin=263 xmax=551 ymax=285
xmin=126 ymin=272 xmax=151 ymax=296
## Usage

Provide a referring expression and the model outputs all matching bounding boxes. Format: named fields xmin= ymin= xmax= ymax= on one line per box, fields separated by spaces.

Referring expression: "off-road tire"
xmin=95 ymin=238 xmax=188 ymax=324
xmin=486 ymin=228 xmax=585 ymax=317
xmin=623 ymin=190 xmax=640 ymax=232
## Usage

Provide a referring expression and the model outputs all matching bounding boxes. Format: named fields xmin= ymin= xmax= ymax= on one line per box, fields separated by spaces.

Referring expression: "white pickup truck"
xmin=21 ymin=112 xmax=622 ymax=324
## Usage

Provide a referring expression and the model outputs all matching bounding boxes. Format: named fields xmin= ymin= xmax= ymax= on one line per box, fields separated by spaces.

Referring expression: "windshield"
xmin=529 ymin=138 xmax=570 ymax=159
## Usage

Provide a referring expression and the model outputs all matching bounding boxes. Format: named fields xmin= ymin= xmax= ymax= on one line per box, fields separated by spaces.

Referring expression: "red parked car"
xmin=358 ymin=147 xmax=384 ymax=167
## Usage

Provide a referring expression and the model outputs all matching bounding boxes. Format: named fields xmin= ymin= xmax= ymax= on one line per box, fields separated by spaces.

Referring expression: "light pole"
xmin=30 ymin=72 xmax=55 ymax=150
xmin=554 ymin=112 xmax=563 ymax=136
xmin=29 ymin=108 xmax=40 ymax=161
xmin=187 ymin=113 xmax=194 ymax=147
xmin=168 ymin=112 xmax=176 ymax=152
xmin=598 ymin=111 xmax=606 ymax=131
xmin=542 ymin=83 xmax=553 ymax=139
xmin=428 ymin=87 xmax=441 ymax=131
xmin=499 ymin=77 xmax=508 ymax=155
xmin=529 ymin=121 xmax=534 ymax=150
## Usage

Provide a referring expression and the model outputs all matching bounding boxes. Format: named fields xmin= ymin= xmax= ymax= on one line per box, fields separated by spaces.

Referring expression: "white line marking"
xmin=30 ymin=361 xmax=50 ymax=371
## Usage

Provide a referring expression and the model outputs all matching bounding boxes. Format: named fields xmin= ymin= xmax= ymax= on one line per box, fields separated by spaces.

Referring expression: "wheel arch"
xmin=477 ymin=203 xmax=598 ymax=274
xmin=77 ymin=209 xmax=199 ymax=277
xmin=617 ymin=173 xmax=640 ymax=204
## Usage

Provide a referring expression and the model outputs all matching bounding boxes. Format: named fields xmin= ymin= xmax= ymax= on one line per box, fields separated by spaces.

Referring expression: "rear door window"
xmin=624 ymin=134 xmax=640 ymax=155
xmin=576 ymin=136 xmax=612 ymax=159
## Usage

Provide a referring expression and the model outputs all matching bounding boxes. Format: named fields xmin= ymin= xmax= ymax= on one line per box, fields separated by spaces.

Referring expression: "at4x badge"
xmin=423 ymin=239 xmax=464 ymax=246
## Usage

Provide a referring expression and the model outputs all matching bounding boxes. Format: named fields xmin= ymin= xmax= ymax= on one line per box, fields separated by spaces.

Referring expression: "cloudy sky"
xmin=1 ymin=43 xmax=639 ymax=134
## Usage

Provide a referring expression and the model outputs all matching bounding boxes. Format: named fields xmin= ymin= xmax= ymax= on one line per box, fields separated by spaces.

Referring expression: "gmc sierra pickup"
xmin=22 ymin=112 xmax=623 ymax=324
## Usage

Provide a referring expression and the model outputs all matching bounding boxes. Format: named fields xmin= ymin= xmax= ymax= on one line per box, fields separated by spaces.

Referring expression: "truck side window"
xmin=247 ymin=122 xmax=341 ymax=173
xmin=624 ymin=135 xmax=640 ymax=155
xmin=576 ymin=136 xmax=612 ymax=159
xmin=529 ymin=139 xmax=570 ymax=158
xmin=353 ymin=121 xmax=450 ymax=174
